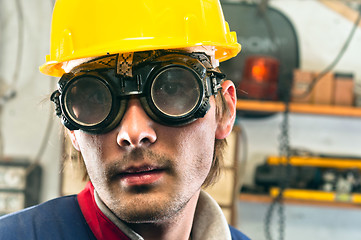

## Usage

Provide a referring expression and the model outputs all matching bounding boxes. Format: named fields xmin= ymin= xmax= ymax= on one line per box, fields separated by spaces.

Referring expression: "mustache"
xmin=105 ymin=148 xmax=174 ymax=180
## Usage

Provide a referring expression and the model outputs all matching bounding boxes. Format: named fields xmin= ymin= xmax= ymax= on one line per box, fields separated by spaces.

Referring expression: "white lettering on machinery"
xmin=239 ymin=36 xmax=289 ymax=53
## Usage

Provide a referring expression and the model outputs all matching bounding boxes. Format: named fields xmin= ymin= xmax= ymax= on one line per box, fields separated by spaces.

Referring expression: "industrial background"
xmin=0 ymin=1 xmax=361 ymax=240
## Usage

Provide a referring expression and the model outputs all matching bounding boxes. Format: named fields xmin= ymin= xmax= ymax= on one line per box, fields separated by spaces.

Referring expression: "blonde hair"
xmin=202 ymin=90 xmax=229 ymax=187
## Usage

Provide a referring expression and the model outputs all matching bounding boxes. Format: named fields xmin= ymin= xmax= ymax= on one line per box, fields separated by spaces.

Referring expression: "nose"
xmin=116 ymin=98 xmax=157 ymax=148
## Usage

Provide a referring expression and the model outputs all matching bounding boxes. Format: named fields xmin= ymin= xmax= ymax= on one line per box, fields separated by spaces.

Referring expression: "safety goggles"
xmin=51 ymin=51 xmax=225 ymax=134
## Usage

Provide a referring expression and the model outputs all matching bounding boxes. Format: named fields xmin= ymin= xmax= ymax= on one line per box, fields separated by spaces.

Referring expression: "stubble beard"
xmin=113 ymin=189 xmax=192 ymax=224
xmin=98 ymin=148 xmax=198 ymax=224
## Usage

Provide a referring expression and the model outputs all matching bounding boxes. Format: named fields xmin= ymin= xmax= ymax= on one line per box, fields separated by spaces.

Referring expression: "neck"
xmin=126 ymin=190 xmax=200 ymax=240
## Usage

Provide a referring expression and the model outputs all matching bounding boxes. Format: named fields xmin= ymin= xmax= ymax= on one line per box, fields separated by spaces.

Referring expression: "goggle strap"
xmin=191 ymin=52 xmax=212 ymax=68
xmin=117 ymin=53 xmax=134 ymax=77
xmin=72 ymin=56 xmax=117 ymax=74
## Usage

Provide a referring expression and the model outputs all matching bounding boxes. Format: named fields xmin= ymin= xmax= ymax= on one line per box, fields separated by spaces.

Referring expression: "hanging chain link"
xmin=264 ymin=81 xmax=291 ymax=240
xmin=263 ymin=5 xmax=361 ymax=240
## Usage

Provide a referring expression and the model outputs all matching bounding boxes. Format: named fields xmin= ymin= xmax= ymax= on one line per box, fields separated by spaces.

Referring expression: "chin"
xmin=117 ymin=204 xmax=179 ymax=224
xmin=113 ymin=193 xmax=190 ymax=224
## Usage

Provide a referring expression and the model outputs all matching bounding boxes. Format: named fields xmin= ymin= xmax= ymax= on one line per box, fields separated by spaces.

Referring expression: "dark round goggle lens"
xmin=64 ymin=77 xmax=112 ymax=126
xmin=151 ymin=67 xmax=200 ymax=117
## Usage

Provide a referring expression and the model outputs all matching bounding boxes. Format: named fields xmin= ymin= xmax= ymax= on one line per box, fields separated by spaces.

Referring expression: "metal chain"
xmin=264 ymin=5 xmax=361 ymax=240
xmin=264 ymin=82 xmax=291 ymax=240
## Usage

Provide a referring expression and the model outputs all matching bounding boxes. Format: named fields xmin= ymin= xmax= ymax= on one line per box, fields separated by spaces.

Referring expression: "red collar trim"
xmin=77 ymin=182 xmax=130 ymax=240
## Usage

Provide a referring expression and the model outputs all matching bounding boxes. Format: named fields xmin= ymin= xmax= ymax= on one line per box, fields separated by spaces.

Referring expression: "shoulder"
xmin=229 ymin=225 xmax=251 ymax=240
xmin=0 ymin=195 xmax=95 ymax=240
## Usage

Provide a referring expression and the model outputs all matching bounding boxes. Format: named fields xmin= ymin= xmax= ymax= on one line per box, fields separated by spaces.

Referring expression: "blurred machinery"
xmin=220 ymin=1 xmax=299 ymax=102
xmin=255 ymin=155 xmax=361 ymax=203
xmin=0 ymin=159 xmax=41 ymax=215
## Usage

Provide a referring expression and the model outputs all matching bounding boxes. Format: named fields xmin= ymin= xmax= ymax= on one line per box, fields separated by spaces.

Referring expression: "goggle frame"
xmin=51 ymin=52 xmax=225 ymax=133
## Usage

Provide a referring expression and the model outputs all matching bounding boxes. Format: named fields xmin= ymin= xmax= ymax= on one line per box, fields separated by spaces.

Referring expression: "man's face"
xmin=71 ymin=97 xmax=219 ymax=223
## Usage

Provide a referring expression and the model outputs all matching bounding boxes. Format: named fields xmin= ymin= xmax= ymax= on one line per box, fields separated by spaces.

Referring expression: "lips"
xmin=118 ymin=166 xmax=165 ymax=186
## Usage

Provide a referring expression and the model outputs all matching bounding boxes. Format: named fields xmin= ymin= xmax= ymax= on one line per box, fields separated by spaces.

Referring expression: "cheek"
xmin=75 ymin=133 xmax=97 ymax=158
xmin=74 ymin=132 xmax=108 ymax=176
xmin=75 ymin=130 xmax=117 ymax=158
xmin=173 ymin=117 xmax=217 ymax=178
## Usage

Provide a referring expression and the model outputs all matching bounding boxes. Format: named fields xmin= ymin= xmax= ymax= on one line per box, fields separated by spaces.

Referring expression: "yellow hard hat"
xmin=40 ymin=0 xmax=241 ymax=77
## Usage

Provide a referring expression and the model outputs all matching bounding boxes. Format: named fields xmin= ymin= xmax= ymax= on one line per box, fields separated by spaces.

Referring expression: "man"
xmin=0 ymin=0 xmax=249 ymax=239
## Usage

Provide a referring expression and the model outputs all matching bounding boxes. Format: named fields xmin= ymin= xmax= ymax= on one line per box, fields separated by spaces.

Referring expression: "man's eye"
xmin=88 ymin=91 xmax=107 ymax=104
xmin=160 ymin=81 xmax=185 ymax=96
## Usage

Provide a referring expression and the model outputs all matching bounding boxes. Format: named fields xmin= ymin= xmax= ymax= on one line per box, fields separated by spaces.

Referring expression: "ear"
xmin=215 ymin=80 xmax=237 ymax=139
xmin=67 ymin=130 xmax=81 ymax=151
